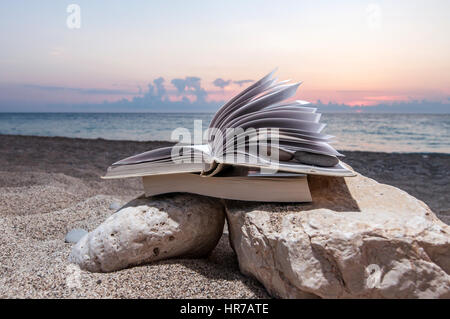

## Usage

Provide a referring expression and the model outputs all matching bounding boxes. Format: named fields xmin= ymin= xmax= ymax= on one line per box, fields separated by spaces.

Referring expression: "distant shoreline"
xmin=1 ymin=133 xmax=449 ymax=155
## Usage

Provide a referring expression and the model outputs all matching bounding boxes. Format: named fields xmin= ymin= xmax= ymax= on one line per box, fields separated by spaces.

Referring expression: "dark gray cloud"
xmin=171 ymin=76 xmax=207 ymax=103
xmin=79 ymin=76 xmax=216 ymax=112
xmin=213 ymin=78 xmax=232 ymax=89
xmin=153 ymin=77 xmax=166 ymax=98
xmin=170 ymin=79 xmax=187 ymax=92
xmin=233 ymin=79 xmax=254 ymax=87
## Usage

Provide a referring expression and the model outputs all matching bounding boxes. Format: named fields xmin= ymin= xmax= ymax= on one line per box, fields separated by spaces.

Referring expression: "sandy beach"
xmin=0 ymin=134 xmax=449 ymax=298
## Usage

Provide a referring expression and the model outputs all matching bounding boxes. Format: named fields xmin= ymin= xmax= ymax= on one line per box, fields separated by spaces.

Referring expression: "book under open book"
xmin=103 ymin=69 xmax=356 ymax=202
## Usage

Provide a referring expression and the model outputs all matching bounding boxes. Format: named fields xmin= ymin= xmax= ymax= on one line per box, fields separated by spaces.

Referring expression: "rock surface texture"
xmin=70 ymin=194 xmax=225 ymax=272
xmin=225 ymin=173 xmax=450 ymax=299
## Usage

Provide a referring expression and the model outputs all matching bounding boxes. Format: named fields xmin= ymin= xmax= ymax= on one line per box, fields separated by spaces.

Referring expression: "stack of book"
xmin=103 ymin=70 xmax=355 ymax=202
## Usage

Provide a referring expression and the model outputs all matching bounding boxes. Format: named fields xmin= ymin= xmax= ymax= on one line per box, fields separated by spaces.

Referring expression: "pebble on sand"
xmin=65 ymin=228 xmax=88 ymax=243
xmin=109 ymin=202 xmax=122 ymax=211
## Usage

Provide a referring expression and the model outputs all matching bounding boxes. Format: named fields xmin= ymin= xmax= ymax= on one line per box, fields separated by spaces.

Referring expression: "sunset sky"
xmin=0 ymin=0 xmax=449 ymax=112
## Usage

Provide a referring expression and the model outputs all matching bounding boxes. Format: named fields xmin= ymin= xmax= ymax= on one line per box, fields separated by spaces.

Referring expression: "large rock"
xmin=226 ymin=173 xmax=450 ymax=298
xmin=70 ymin=194 xmax=225 ymax=272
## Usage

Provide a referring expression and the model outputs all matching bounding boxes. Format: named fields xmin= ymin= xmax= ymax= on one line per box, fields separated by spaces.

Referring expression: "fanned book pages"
xmin=103 ymin=70 xmax=356 ymax=202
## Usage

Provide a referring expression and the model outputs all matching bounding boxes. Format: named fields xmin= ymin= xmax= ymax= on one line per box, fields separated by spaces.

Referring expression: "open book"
xmin=103 ymin=70 xmax=355 ymax=202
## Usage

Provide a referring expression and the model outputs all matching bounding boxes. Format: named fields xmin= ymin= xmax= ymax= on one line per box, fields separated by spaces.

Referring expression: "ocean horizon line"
xmin=1 ymin=111 xmax=449 ymax=114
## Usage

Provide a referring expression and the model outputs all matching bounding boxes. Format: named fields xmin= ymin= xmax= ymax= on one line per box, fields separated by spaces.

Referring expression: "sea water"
xmin=0 ymin=113 xmax=448 ymax=153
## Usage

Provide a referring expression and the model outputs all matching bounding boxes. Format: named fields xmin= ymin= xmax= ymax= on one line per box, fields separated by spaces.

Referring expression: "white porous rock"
xmin=226 ymin=173 xmax=450 ymax=299
xmin=70 ymin=194 xmax=225 ymax=272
